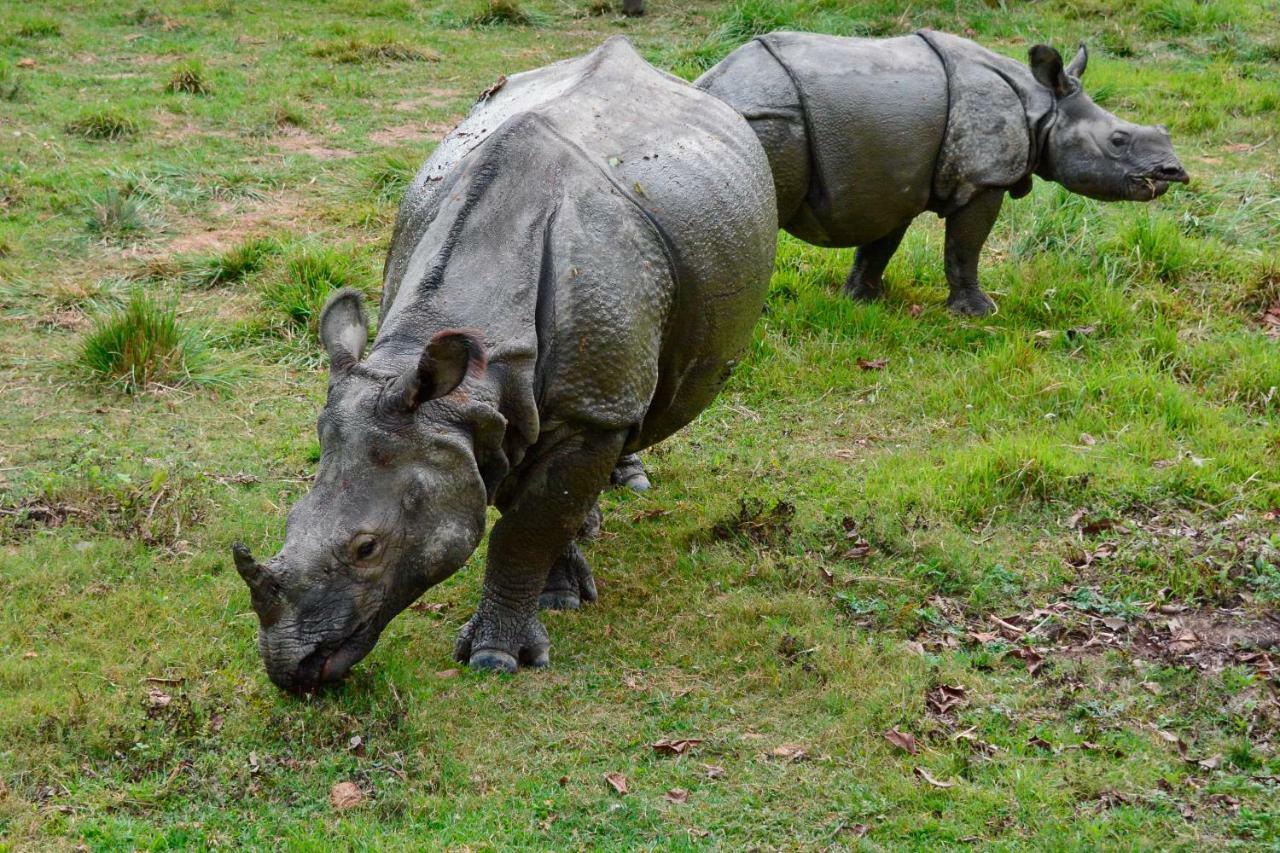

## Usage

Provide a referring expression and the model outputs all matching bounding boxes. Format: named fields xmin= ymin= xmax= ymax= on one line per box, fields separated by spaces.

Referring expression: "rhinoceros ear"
xmin=1029 ymin=44 xmax=1071 ymax=98
xmin=1065 ymin=42 xmax=1087 ymax=80
xmin=387 ymin=329 xmax=486 ymax=412
xmin=319 ymin=288 xmax=369 ymax=374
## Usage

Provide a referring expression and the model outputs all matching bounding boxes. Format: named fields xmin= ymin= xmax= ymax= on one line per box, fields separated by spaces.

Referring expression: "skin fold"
xmin=233 ymin=37 xmax=777 ymax=691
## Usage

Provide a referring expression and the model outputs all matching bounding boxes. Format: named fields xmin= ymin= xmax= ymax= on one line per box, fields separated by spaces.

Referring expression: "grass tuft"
xmin=78 ymin=292 xmax=211 ymax=391
xmin=183 ymin=236 xmax=281 ymax=289
xmin=260 ymin=246 xmax=361 ymax=328
xmin=15 ymin=17 xmax=61 ymax=38
xmin=468 ymin=0 xmax=539 ymax=26
xmin=365 ymin=150 xmax=418 ymax=202
xmin=167 ymin=60 xmax=211 ymax=95
xmin=65 ymin=108 xmax=138 ymax=141
xmin=83 ymin=188 xmax=153 ymax=240
xmin=309 ymin=36 xmax=437 ymax=63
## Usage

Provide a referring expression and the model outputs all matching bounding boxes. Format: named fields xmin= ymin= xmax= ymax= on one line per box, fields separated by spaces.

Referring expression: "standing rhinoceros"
xmin=695 ymin=30 xmax=1189 ymax=315
xmin=231 ymin=37 xmax=776 ymax=691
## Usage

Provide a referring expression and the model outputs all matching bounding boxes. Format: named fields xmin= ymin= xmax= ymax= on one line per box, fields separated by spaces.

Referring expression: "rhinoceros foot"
xmin=610 ymin=452 xmax=651 ymax=492
xmin=455 ymin=606 xmax=551 ymax=673
xmin=539 ymin=541 xmax=598 ymax=611
xmin=947 ymin=288 xmax=998 ymax=317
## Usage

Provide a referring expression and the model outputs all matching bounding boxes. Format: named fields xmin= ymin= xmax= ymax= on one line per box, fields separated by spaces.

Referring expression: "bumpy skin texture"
xmin=695 ymin=30 xmax=1189 ymax=316
xmin=233 ymin=37 xmax=777 ymax=689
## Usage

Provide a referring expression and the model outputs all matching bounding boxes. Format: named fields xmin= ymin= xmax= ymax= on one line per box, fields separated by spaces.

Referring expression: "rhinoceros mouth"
xmin=280 ymin=618 xmax=378 ymax=693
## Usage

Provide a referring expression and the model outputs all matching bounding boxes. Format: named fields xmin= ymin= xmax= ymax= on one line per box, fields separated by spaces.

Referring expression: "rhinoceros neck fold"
xmin=916 ymin=29 xmax=1056 ymax=212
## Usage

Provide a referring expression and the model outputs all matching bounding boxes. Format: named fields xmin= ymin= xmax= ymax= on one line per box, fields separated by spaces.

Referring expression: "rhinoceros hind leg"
xmin=610 ymin=452 xmax=651 ymax=492
xmin=539 ymin=541 xmax=598 ymax=611
xmin=843 ymin=223 xmax=910 ymax=302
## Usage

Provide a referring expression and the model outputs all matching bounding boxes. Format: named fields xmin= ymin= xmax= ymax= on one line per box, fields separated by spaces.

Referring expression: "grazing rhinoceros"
xmin=695 ymin=30 xmax=1189 ymax=315
xmin=231 ymin=37 xmax=776 ymax=691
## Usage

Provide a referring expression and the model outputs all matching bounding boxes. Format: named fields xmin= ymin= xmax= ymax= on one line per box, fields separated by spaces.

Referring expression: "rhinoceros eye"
xmin=351 ymin=533 xmax=380 ymax=563
xmin=1110 ymin=130 xmax=1131 ymax=149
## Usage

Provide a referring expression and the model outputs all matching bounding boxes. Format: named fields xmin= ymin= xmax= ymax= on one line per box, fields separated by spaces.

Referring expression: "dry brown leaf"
xmin=17 ymin=58 xmax=37 ymax=69
xmin=883 ymin=728 xmax=919 ymax=755
xmin=1009 ymin=646 xmax=1045 ymax=676
xmin=913 ymin=767 xmax=956 ymax=788
xmin=330 ymin=781 xmax=364 ymax=810
xmin=1196 ymin=754 xmax=1222 ymax=771
xmin=926 ymin=684 xmax=967 ymax=716
xmin=147 ymin=689 xmax=172 ymax=710
xmin=348 ymin=735 xmax=365 ymax=756
xmin=857 ymin=358 xmax=888 ymax=371
xmin=968 ymin=631 xmax=1000 ymax=645
xmin=247 ymin=752 xmax=261 ymax=775
xmin=604 ymin=772 xmax=628 ymax=795
xmin=409 ymin=601 xmax=446 ymax=614
xmin=664 ymin=788 xmax=689 ymax=804
xmin=845 ymin=823 xmax=870 ymax=837
xmin=770 ymin=743 xmax=807 ymax=762
xmin=558 ymin=774 xmax=569 ymax=786
xmin=703 ymin=764 xmax=726 ymax=779
xmin=434 ymin=668 xmax=460 ymax=679
xmin=1027 ymin=736 xmax=1055 ymax=752
xmin=651 ymin=738 xmax=702 ymax=756
xmin=908 ymin=304 xmax=924 ymax=318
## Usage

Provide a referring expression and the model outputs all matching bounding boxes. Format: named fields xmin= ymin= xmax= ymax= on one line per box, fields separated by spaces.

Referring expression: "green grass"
xmin=260 ymin=245 xmax=362 ymax=328
xmin=83 ymin=187 xmax=154 ymax=239
xmin=64 ymin=108 xmax=139 ymax=141
xmin=166 ymin=59 xmax=211 ymax=95
xmin=182 ymin=236 xmax=282 ymax=288
xmin=1 ymin=0 xmax=1279 ymax=848
xmin=78 ymin=292 xmax=212 ymax=391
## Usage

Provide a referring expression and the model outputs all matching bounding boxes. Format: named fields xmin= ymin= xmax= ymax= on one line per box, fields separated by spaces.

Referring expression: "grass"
xmin=309 ymin=35 xmax=438 ymax=63
xmin=64 ymin=108 xmax=138 ymax=141
xmin=78 ymin=291 xmax=212 ymax=391
xmin=166 ymin=59 xmax=211 ymax=95
xmin=83 ymin=187 xmax=153 ymax=239
xmin=1 ymin=0 xmax=1279 ymax=847
xmin=182 ymin=236 xmax=282 ymax=288
xmin=259 ymin=245 xmax=361 ymax=328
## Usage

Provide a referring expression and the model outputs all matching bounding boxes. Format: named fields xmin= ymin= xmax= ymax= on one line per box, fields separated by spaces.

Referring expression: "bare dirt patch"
xmin=368 ymin=122 xmax=454 ymax=145
xmin=392 ymin=90 xmax=464 ymax=112
xmin=122 ymin=191 xmax=304 ymax=262
xmin=270 ymin=127 xmax=354 ymax=160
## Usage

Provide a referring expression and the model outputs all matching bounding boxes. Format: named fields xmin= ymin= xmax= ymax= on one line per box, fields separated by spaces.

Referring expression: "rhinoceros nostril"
xmin=1155 ymin=164 xmax=1189 ymax=183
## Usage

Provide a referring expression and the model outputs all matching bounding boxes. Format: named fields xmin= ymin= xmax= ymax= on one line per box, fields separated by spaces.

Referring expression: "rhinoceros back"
xmin=702 ymin=32 xmax=947 ymax=248
xmin=383 ymin=38 xmax=776 ymax=454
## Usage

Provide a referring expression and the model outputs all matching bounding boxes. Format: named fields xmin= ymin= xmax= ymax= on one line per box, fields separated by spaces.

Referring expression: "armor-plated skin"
xmin=696 ymin=30 xmax=1189 ymax=315
xmin=233 ymin=37 xmax=776 ymax=690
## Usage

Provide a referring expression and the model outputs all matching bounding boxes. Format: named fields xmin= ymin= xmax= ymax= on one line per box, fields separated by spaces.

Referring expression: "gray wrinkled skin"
xmin=233 ymin=37 xmax=776 ymax=691
xmin=696 ymin=30 xmax=1189 ymax=315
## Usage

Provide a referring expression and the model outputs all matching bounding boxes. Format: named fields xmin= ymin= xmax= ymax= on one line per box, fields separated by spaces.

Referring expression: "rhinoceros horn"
xmin=232 ymin=542 xmax=283 ymax=625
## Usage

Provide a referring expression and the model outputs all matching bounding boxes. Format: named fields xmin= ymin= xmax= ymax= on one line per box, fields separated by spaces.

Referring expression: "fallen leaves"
xmin=856 ymin=357 xmax=888 ymax=371
xmin=883 ymin=728 xmax=919 ymax=755
xmin=330 ymin=781 xmax=364 ymax=810
xmin=913 ymin=767 xmax=956 ymax=788
xmin=651 ymin=738 xmax=702 ymax=756
xmin=925 ymin=685 xmax=967 ymax=717
xmin=434 ymin=668 xmax=460 ymax=679
xmin=664 ymin=788 xmax=689 ymax=804
xmin=1008 ymin=646 xmax=1045 ymax=676
xmin=769 ymin=743 xmax=808 ymax=762
xmin=604 ymin=772 xmax=628 ymax=795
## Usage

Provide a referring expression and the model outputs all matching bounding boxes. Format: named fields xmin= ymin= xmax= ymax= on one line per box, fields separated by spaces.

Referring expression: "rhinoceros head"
xmin=233 ymin=288 xmax=489 ymax=693
xmin=1032 ymin=43 xmax=1189 ymax=202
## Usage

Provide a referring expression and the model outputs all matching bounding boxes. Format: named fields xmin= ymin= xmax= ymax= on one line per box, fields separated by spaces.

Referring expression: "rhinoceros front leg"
xmin=843 ymin=223 xmax=910 ymax=302
xmin=944 ymin=189 xmax=1004 ymax=316
xmin=455 ymin=429 xmax=626 ymax=672
xmin=539 ymin=502 xmax=602 ymax=611
xmin=609 ymin=452 xmax=651 ymax=492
